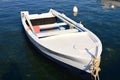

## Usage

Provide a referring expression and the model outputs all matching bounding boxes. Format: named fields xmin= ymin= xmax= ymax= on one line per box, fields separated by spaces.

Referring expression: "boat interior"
xmin=25 ymin=13 xmax=85 ymax=38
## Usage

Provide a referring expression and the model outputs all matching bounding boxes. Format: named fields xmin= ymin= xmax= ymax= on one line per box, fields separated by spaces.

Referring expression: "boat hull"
xmin=25 ymin=30 xmax=93 ymax=80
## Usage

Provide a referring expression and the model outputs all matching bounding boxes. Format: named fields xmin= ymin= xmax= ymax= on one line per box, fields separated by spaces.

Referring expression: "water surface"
xmin=0 ymin=0 xmax=120 ymax=80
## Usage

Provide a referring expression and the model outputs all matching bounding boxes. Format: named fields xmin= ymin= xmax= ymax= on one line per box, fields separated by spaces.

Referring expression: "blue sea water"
xmin=0 ymin=0 xmax=120 ymax=80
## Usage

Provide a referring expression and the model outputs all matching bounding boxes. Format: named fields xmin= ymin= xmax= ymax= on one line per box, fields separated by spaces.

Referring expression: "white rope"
xmin=97 ymin=74 xmax=100 ymax=80
xmin=90 ymin=57 xmax=101 ymax=80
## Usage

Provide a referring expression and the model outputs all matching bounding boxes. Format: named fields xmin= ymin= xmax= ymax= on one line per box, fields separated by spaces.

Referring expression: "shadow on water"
xmin=2 ymin=63 xmax=22 ymax=80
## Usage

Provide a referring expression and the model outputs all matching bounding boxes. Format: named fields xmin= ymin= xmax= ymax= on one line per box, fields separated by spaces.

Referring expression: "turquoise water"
xmin=0 ymin=0 xmax=120 ymax=80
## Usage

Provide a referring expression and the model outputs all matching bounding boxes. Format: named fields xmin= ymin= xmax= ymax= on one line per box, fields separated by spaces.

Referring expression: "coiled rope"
xmin=90 ymin=57 xmax=101 ymax=80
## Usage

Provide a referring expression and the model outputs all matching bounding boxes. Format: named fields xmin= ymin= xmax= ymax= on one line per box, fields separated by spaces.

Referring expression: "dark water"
xmin=0 ymin=0 xmax=120 ymax=80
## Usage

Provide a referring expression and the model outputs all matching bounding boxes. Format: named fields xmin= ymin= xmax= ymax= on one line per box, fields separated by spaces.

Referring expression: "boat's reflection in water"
xmin=98 ymin=0 xmax=120 ymax=9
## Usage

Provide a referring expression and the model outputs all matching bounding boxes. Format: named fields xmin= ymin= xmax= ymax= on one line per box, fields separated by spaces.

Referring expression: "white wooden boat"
xmin=21 ymin=9 xmax=102 ymax=80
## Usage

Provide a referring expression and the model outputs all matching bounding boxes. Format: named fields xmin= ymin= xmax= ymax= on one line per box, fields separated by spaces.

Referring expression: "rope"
xmin=90 ymin=57 xmax=101 ymax=80
xmin=70 ymin=24 xmax=74 ymax=29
